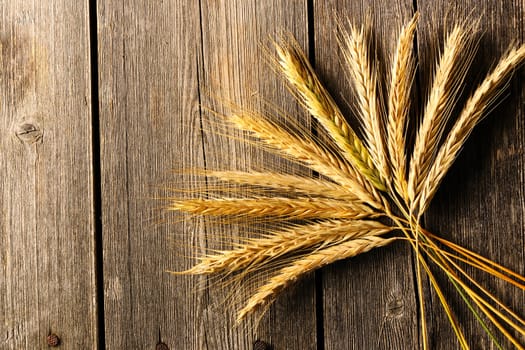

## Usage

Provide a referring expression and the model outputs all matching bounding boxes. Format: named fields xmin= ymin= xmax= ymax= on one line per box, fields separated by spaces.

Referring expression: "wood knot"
xmin=46 ymin=333 xmax=60 ymax=347
xmin=253 ymin=339 xmax=272 ymax=350
xmin=156 ymin=342 xmax=169 ymax=350
xmin=15 ymin=122 xmax=42 ymax=144
xmin=386 ymin=297 xmax=404 ymax=318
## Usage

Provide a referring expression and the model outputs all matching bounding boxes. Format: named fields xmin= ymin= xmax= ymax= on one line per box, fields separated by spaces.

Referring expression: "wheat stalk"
xmin=386 ymin=13 xmax=419 ymax=200
xmin=202 ymin=170 xmax=359 ymax=201
xmin=407 ymin=24 xmax=477 ymax=209
xmin=417 ymin=44 xmax=525 ymax=213
xmin=179 ymin=220 xmax=392 ymax=275
xmin=385 ymin=14 xmax=426 ymax=341
xmin=168 ymin=197 xmax=378 ymax=220
xmin=237 ymin=235 xmax=396 ymax=321
xmin=274 ymin=37 xmax=387 ymax=192
xmin=227 ymin=111 xmax=383 ymax=207
xmin=338 ymin=19 xmax=390 ymax=183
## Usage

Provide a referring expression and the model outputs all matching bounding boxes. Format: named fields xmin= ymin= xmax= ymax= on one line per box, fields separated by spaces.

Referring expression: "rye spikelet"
xmin=407 ymin=24 xmax=477 ymax=209
xmin=417 ymin=44 xmax=525 ymax=213
xmin=236 ymin=235 xmax=396 ymax=321
xmin=386 ymin=13 xmax=419 ymax=200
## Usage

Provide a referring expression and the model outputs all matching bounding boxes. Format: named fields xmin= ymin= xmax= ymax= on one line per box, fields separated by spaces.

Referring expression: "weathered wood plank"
xmin=98 ymin=1 xmax=313 ymax=349
xmin=98 ymin=1 xmax=525 ymax=349
xmin=197 ymin=1 xmax=315 ymax=349
xmin=0 ymin=1 xmax=97 ymax=349
xmin=416 ymin=2 xmax=525 ymax=348
xmin=97 ymin=1 xmax=205 ymax=349
xmin=314 ymin=1 xmax=420 ymax=349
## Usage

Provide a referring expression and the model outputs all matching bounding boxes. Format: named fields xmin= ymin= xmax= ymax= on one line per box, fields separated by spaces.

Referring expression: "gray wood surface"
xmin=97 ymin=0 xmax=205 ymax=348
xmin=98 ymin=0 xmax=315 ymax=349
xmin=0 ymin=1 xmax=97 ymax=349
xmin=3 ymin=0 xmax=525 ymax=349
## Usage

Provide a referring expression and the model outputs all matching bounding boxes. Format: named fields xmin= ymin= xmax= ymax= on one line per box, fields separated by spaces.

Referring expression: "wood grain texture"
xmin=198 ymin=1 xmax=315 ymax=349
xmin=99 ymin=0 xmax=314 ymax=349
xmin=97 ymin=0 xmax=206 ymax=349
xmin=2 ymin=1 xmax=520 ymax=349
xmin=314 ymin=1 xmax=420 ymax=349
xmin=197 ymin=1 xmax=315 ymax=349
xmin=416 ymin=2 xmax=525 ymax=349
xmin=0 ymin=1 xmax=97 ymax=349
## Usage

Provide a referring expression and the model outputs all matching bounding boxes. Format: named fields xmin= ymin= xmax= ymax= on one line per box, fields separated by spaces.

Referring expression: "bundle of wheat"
xmin=167 ymin=12 xmax=525 ymax=349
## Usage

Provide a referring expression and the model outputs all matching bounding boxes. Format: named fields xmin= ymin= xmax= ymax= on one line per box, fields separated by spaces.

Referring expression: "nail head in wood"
xmin=47 ymin=334 xmax=60 ymax=347
xmin=253 ymin=339 xmax=272 ymax=350
xmin=156 ymin=342 xmax=169 ymax=350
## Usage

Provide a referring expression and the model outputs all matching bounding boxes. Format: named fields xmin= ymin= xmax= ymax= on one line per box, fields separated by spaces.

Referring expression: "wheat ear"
xmin=237 ymin=235 xmax=396 ymax=321
xmin=202 ymin=170 xmax=359 ymax=201
xmin=274 ymin=37 xmax=386 ymax=192
xmin=168 ymin=197 xmax=377 ymax=220
xmin=228 ymin=111 xmax=383 ymax=208
xmin=179 ymin=220 xmax=392 ymax=275
xmin=407 ymin=24 xmax=477 ymax=208
xmin=417 ymin=44 xmax=525 ymax=213
xmin=338 ymin=19 xmax=389 ymax=183
xmin=386 ymin=13 xmax=419 ymax=200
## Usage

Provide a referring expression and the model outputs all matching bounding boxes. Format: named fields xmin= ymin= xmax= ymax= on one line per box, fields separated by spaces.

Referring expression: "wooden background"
xmin=1 ymin=0 xmax=524 ymax=349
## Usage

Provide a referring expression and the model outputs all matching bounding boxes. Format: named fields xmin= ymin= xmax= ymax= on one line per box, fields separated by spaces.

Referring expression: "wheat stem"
xmin=228 ymin=111 xmax=383 ymax=208
xmin=202 ymin=170 xmax=358 ymax=201
xmin=180 ymin=220 xmax=392 ymax=275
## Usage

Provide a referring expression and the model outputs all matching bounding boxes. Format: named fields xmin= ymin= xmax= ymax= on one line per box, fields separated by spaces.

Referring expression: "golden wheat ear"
xmin=407 ymin=23 xmax=478 ymax=212
xmin=336 ymin=16 xmax=390 ymax=185
xmin=201 ymin=170 xmax=359 ymax=201
xmin=180 ymin=219 xmax=392 ymax=276
xmin=386 ymin=12 xmax=419 ymax=201
xmin=236 ymin=235 xmax=396 ymax=322
xmin=271 ymin=34 xmax=387 ymax=193
xmin=226 ymin=110 xmax=384 ymax=208
xmin=417 ymin=43 xmax=525 ymax=213
xmin=167 ymin=197 xmax=378 ymax=220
